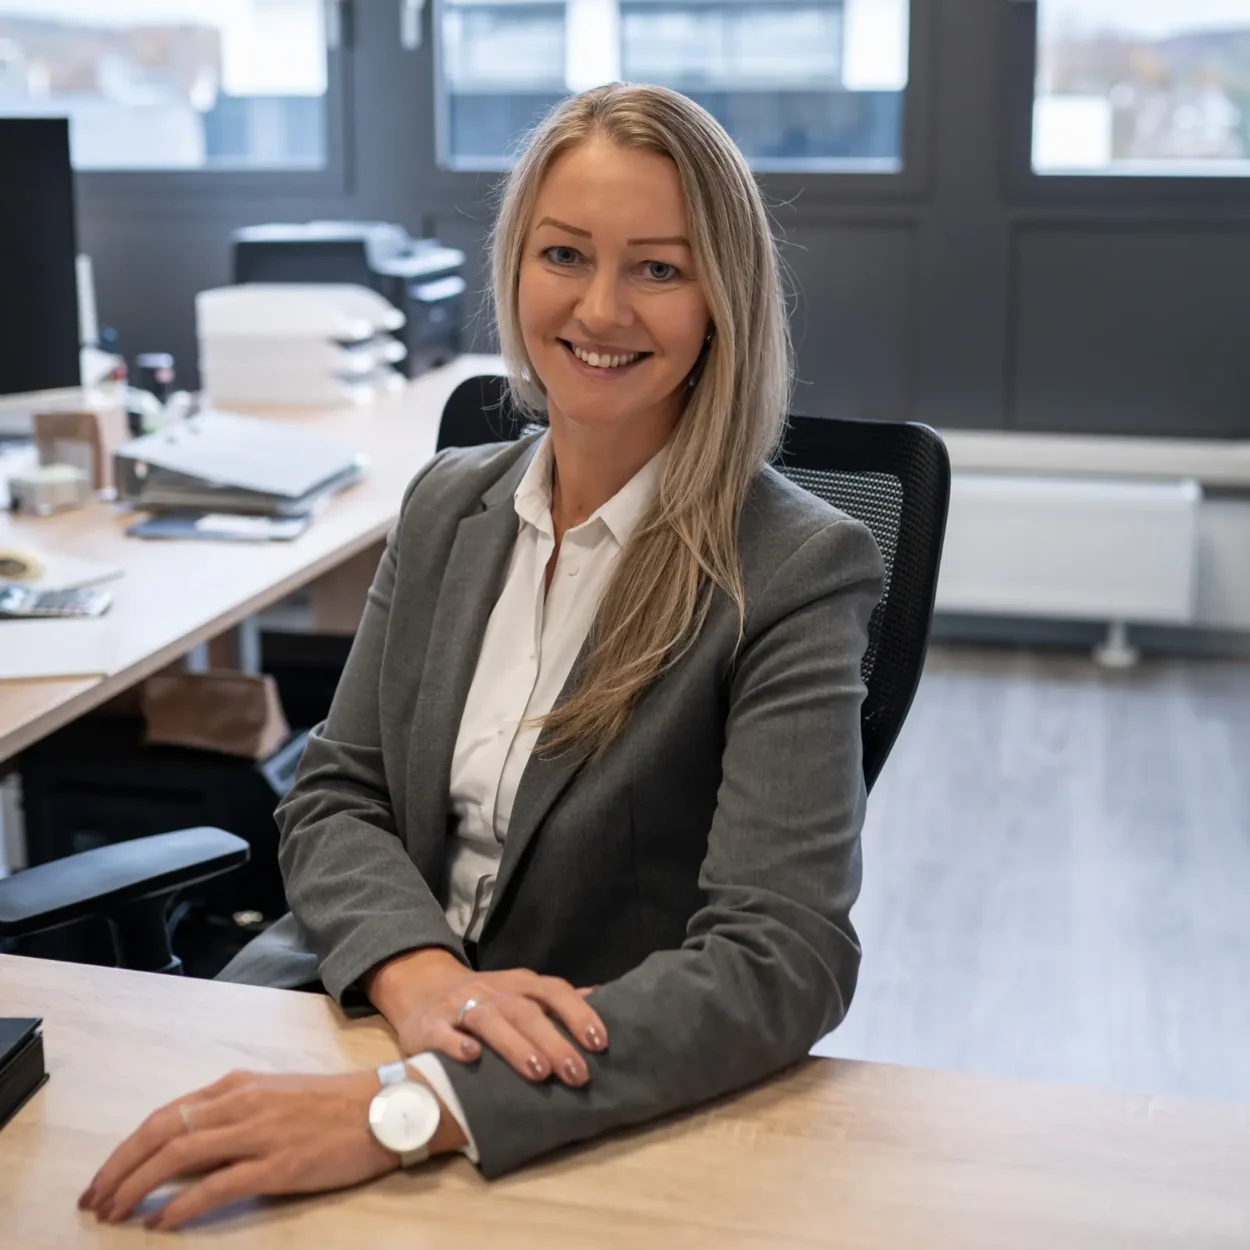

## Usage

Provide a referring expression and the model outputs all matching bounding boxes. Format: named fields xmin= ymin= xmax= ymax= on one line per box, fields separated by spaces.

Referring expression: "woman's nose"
xmin=576 ymin=267 xmax=632 ymax=332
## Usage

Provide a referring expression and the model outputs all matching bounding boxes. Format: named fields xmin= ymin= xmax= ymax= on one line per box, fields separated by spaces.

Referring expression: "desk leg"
xmin=0 ymin=772 xmax=25 ymax=876
xmin=236 ymin=617 xmax=262 ymax=676
xmin=191 ymin=618 xmax=262 ymax=675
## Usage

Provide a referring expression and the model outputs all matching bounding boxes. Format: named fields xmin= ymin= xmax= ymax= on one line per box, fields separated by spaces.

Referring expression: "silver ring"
xmin=457 ymin=998 xmax=479 ymax=1026
xmin=178 ymin=1104 xmax=194 ymax=1135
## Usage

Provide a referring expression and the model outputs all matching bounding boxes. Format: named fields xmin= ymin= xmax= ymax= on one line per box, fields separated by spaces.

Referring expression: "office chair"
xmin=437 ymin=372 xmax=544 ymax=450
xmin=437 ymin=373 xmax=951 ymax=790
xmin=0 ymin=731 xmax=312 ymax=973
xmin=0 ymin=827 xmax=250 ymax=974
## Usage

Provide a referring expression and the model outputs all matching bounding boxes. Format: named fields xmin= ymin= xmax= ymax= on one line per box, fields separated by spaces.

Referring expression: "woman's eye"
xmin=645 ymin=261 xmax=677 ymax=281
xmin=545 ymin=246 xmax=580 ymax=266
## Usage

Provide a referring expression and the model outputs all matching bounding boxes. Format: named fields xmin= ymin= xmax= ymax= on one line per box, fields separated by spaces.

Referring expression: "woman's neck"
xmin=546 ymin=406 xmax=675 ymax=539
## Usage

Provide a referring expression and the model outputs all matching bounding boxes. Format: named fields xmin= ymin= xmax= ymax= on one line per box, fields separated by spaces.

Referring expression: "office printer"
xmin=231 ymin=222 xmax=466 ymax=377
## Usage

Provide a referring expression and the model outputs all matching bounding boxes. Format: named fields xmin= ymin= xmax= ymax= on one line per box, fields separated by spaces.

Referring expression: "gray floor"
xmin=816 ymin=643 xmax=1250 ymax=1106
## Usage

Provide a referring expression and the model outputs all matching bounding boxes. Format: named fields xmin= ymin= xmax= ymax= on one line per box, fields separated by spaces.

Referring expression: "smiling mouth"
xmin=560 ymin=340 xmax=652 ymax=370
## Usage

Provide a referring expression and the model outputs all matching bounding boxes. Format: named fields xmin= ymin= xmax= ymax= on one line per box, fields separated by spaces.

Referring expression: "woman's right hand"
xmin=363 ymin=948 xmax=609 ymax=1087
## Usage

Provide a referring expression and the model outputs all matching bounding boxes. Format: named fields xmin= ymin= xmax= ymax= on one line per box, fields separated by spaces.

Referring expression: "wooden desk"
xmin=0 ymin=355 xmax=500 ymax=767
xmin=2 ymin=954 xmax=1247 ymax=1248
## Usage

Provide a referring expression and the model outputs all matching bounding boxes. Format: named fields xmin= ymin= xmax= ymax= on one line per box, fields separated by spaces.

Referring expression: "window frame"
xmin=428 ymin=0 xmax=935 ymax=202
xmin=1003 ymin=0 xmax=1250 ymax=207
xmin=3 ymin=0 xmax=357 ymax=211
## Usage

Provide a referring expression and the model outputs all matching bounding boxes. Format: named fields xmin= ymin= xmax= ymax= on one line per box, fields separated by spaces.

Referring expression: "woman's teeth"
xmin=570 ymin=344 xmax=642 ymax=369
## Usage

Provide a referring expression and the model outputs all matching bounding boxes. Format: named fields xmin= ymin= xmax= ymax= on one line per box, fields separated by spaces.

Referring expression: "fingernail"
xmin=563 ymin=1057 xmax=587 ymax=1085
xmin=525 ymin=1055 xmax=547 ymax=1079
xmin=585 ymin=1025 xmax=606 ymax=1050
xmin=144 ymin=1213 xmax=162 ymax=1231
xmin=460 ymin=1038 xmax=479 ymax=1058
xmin=78 ymin=1187 xmax=94 ymax=1210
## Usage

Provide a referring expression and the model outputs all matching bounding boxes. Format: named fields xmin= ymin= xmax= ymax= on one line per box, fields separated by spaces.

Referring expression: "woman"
xmin=80 ymin=83 xmax=884 ymax=1231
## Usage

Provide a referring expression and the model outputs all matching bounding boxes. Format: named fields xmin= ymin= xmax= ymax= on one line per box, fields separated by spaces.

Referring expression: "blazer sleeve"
xmin=439 ymin=516 xmax=886 ymax=1177
xmin=276 ymin=450 xmax=469 ymax=1004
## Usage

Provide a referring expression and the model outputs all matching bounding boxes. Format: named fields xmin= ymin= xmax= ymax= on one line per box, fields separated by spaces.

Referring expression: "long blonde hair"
xmin=491 ymin=83 xmax=792 ymax=755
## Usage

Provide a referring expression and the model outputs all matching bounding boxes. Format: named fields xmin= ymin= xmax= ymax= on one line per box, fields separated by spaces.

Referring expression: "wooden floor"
xmin=818 ymin=643 xmax=1250 ymax=1106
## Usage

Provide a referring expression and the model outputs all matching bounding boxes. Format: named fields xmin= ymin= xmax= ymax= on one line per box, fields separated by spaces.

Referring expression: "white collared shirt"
xmin=442 ymin=432 xmax=668 ymax=943
xmin=411 ymin=433 xmax=668 ymax=1164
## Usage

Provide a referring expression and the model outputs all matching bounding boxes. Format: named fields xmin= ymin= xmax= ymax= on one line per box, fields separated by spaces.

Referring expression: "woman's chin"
xmin=546 ymin=395 xmax=636 ymax=431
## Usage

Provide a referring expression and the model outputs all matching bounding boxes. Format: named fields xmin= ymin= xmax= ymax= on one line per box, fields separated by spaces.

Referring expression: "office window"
xmin=438 ymin=0 xmax=910 ymax=171
xmin=0 ymin=0 xmax=328 ymax=170
xmin=1033 ymin=0 xmax=1250 ymax=176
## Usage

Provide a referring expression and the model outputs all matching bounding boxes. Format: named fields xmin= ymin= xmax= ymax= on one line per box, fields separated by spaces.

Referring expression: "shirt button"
xmin=566 ymin=563 xmax=580 ymax=577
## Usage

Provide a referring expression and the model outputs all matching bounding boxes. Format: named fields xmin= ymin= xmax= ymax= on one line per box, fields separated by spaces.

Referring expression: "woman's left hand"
xmin=78 ymin=1069 xmax=398 ymax=1232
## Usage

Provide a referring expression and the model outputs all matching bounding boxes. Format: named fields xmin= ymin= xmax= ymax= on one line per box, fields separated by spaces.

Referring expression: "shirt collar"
xmin=513 ymin=432 xmax=670 ymax=547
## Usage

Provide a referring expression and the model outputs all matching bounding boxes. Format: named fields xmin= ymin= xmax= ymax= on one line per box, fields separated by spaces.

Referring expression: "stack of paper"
xmin=197 ymin=284 xmax=408 ymax=408
xmin=0 ymin=546 xmax=122 ymax=681
xmin=0 ymin=618 xmax=118 ymax=680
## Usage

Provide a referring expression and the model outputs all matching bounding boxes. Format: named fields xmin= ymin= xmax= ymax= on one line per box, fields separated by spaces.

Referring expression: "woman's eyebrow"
xmin=536 ymin=216 xmax=591 ymax=237
xmin=535 ymin=216 xmax=690 ymax=248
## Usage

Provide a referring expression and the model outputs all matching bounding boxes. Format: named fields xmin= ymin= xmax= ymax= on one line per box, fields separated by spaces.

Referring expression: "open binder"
xmin=114 ymin=411 xmax=367 ymax=517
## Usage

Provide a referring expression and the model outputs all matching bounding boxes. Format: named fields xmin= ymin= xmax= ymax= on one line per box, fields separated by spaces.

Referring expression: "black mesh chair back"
xmin=774 ymin=414 xmax=949 ymax=789
xmin=438 ymin=374 xmax=950 ymax=790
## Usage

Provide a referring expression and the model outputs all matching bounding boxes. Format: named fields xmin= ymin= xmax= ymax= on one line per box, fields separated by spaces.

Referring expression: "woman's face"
xmin=518 ymin=136 xmax=711 ymax=439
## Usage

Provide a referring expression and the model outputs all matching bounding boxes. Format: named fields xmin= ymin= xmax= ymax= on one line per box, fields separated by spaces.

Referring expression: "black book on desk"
xmin=0 ymin=1017 xmax=48 ymax=1129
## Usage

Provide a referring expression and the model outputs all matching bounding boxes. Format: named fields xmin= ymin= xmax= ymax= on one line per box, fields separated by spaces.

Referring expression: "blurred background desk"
xmin=0 ymin=353 xmax=499 ymax=769
xmin=2 ymin=952 xmax=1247 ymax=1249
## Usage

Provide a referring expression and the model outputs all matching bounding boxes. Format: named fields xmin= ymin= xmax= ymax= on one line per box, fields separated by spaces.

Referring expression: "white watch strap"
xmin=376 ymin=1060 xmax=410 ymax=1088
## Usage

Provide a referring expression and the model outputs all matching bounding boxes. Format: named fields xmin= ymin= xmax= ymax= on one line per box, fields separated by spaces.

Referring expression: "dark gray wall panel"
xmin=783 ymin=221 xmax=913 ymax=421
xmin=77 ymin=214 xmax=231 ymax=391
xmin=1010 ymin=227 xmax=1250 ymax=439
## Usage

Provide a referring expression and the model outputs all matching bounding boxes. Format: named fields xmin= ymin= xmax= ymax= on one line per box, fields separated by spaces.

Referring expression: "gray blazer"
xmin=219 ymin=435 xmax=885 ymax=1177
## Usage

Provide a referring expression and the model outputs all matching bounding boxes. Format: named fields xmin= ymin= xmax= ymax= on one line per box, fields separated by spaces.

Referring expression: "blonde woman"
xmin=80 ymin=84 xmax=884 ymax=1230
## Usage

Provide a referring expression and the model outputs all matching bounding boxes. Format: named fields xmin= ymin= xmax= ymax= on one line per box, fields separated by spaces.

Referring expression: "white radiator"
xmin=935 ymin=474 xmax=1201 ymax=624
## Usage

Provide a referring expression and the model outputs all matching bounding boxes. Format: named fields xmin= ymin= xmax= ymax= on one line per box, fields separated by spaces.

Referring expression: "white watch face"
xmin=369 ymin=1082 xmax=441 ymax=1155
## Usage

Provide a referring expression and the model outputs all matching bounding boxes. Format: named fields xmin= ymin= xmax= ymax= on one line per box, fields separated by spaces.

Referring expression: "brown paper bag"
xmin=33 ymin=406 xmax=129 ymax=489
xmin=141 ymin=670 xmax=291 ymax=760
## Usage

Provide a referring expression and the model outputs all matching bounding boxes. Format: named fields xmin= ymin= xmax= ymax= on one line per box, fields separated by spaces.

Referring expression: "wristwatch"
xmin=368 ymin=1060 xmax=442 ymax=1167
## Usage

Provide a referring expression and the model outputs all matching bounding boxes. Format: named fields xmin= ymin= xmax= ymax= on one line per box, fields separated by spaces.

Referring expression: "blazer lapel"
xmin=406 ymin=442 xmax=539 ymax=853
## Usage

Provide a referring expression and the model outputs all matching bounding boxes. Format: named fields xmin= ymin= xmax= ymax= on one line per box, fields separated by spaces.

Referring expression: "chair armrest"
xmin=0 ymin=827 xmax=250 ymax=941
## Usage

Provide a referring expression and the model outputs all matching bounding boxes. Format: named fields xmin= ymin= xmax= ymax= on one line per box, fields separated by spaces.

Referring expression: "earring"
xmin=686 ymin=331 xmax=714 ymax=389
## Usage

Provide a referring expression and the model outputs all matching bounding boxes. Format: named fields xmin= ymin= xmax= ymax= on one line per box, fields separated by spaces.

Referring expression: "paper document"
xmin=0 ymin=617 xmax=119 ymax=680
xmin=23 ymin=550 xmax=124 ymax=592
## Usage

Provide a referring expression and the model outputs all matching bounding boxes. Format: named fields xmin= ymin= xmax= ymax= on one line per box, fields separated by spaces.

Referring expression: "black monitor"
xmin=0 ymin=118 xmax=80 ymax=397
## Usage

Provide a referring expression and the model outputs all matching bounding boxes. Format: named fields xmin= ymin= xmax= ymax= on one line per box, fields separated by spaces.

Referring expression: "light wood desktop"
xmin=0 ymin=354 xmax=502 ymax=768
xmin=1 ymin=953 xmax=1247 ymax=1249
